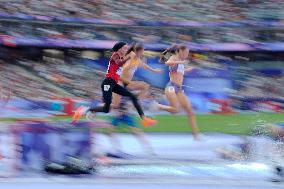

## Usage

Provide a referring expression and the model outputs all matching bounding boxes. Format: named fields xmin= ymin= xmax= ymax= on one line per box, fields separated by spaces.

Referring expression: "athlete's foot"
xmin=141 ymin=117 xmax=157 ymax=127
xmin=86 ymin=111 xmax=96 ymax=121
xmin=149 ymin=101 xmax=160 ymax=112
xmin=96 ymin=156 xmax=112 ymax=165
xmin=193 ymin=133 xmax=201 ymax=141
xmin=71 ymin=106 xmax=89 ymax=124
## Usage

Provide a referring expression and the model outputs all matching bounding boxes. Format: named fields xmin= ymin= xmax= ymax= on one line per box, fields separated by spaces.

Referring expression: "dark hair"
xmin=176 ymin=45 xmax=188 ymax=52
xmin=160 ymin=45 xmax=188 ymax=63
xmin=112 ymin=41 xmax=126 ymax=52
xmin=126 ymin=43 xmax=144 ymax=55
xmin=159 ymin=45 xmax=178 ymax=63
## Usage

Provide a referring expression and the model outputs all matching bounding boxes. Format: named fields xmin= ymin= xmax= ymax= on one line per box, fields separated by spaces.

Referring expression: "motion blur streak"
xmin=0 ymin=1 xmax=283 ymax=189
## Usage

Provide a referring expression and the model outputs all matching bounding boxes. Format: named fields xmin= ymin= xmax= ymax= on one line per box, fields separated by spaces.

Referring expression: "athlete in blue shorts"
xmin=107 ymin=98 xmax=154 ymax=154
xmin=111 ymin=102 xmax=137 ymax=129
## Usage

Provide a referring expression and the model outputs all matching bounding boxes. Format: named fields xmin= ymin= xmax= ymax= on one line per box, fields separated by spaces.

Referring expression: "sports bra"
xmin=131 ymin=58 xmax=140 ymax=66
xmin=123 ymin=57 xmax=139 ymax=74
xmin=169 ymin=64 xmax=185 ymax=74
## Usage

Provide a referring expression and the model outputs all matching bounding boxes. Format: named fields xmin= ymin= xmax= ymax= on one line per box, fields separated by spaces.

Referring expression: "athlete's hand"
xmin=123 ymin=51 xmax=134 ymax=60
xmin=154 ymin=69 xmax=163 ymax=73
xmin=185 ymin=67 xmax=194 ymax=72
xmin=181 ymin=60 xmax=190 ymax=64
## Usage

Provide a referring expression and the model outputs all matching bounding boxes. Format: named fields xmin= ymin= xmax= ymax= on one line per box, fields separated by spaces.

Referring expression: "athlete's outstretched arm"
xmin=142 ymin=62 xmax=162 ymax=73
xmin=185 ymin=67 xmax=194 ymax=72
xmin=193 ymin=58 xmax=214 ymax=68
xmin=185 ymin=65 xmax=195 ymax=72
xmin=165 ymin=56 xmax=188 ymax=66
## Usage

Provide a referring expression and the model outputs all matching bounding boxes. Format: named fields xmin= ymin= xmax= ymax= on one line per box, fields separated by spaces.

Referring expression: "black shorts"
xmin=122 ymin=82 xmax=128 ymax=87
xmin=90 ymin=77 xmax=144 ymax=116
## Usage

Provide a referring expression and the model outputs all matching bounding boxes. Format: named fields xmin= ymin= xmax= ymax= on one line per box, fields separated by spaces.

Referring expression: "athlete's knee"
xmin=143 ymin=83 xmax=150 ymax=90
xmin=185 ymin=108 xmax=194 ymax=116
xmin=171 ymin=107 xmax=179 ymax=114
xmin=130 ymin=127 xmax=141 ymax=135
xmin=102 ymin=103 xmax=111 ymax=113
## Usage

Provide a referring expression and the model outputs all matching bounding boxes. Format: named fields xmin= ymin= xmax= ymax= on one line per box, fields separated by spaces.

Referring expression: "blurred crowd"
xmin=0 ymin=48 xmax=283 ymax=101
xmin=0 ymin=59 xmax=63 ymax=100
xmin=0 ymin=48 xmax=165 ymax=100
xmin=0 ymin=0 xmax=284 ymax=45
xmin=231 ymin=59 xmax=284 ymax=99
xmin=0 ymin=0 xmax=283 ymax=22
xmin=0 ymin=58 xmax=102 ymax=100
xmin=1 ymin=20 xmax=284 ymax=45
xmin=20 ymin=59 xmax=99 ymax=98
xmin=234 ymin=74 xmax=284 ymax=98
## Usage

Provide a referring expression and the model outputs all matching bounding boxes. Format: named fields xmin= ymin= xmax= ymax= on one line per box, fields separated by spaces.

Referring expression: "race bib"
xmin=168 ymin=86 xmax=175 ymax=93
xmin=104 ymin=85 xmax=110 ymax=91
xmin=177 ymin=64 xmax=185 ymax=74
xmin=116 ymin=67 xmax=123 ymax=76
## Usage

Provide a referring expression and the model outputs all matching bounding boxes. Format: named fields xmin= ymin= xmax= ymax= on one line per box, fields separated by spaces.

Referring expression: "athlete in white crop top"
xmin=151 ymin=45 xmax=200 ymax=140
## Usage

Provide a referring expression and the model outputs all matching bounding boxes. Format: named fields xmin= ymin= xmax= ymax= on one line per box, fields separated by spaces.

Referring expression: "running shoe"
xmin=96 ymin=156 xmax=112 ymax=165
xmin=86 ymin=111 xmax=96 ymax=121
xmin=149 ymin=100 xmax=160 ymax=112
xmin=71 ymin=106 xmax=89 ymax=124
xmin=141 ymin=117 xmax=157 ymax=127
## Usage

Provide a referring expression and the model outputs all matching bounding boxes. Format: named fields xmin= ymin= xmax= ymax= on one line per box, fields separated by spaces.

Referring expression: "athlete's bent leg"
xmin=106 ymin=125 xmax=122 ymax=153
xmin=126 ymin=81 xmax=150 ymax=99
xmin=152 ymin=86 xmax=179 ymax=114
xmin=112 ymin=84 xmax=157 ymax=127
xmin=72 ymin=78 xmax=115 ymax=123
xmin=113 ymin=84 xmax=144 ymax=117
xmin=112 ymin=93 xmax=121 ymax=108
xmin=129 ymin=127 xmax=154 ymax=154
xmin=89 ymin=78 xmax=115 ymax=113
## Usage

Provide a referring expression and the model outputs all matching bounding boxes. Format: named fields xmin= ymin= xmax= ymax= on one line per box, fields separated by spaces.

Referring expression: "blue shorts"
xmin=111 ymin=114 xmax=137 ymax=128
xmin=276 ymin=123 xmax=284 ymax=129
xmin=166 ymin=81 xmax=184 ymax=94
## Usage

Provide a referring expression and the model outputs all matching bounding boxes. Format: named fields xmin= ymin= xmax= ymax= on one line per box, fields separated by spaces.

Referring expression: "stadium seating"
xmin=0 ymin=0 xmax=283 ymax=21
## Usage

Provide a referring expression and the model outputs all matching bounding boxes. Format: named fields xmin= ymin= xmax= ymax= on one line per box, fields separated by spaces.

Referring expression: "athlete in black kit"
xmin=72 ymin=42 xmax=157 ymax=127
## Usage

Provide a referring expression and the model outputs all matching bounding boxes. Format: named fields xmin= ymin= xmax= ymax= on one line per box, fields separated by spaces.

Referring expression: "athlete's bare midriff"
xmin=168 ymin=55 xmax=184 ymax=86
xmin=170 ymin=72 xmax=184 ymax=86
xmin=121 ymin=68 xmax=135 ymax=81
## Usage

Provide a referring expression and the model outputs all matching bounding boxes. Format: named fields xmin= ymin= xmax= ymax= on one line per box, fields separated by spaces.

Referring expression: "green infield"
xmin=1 ymin=113 xmax=283 ymax=135
xmin=143 ymin=113 xmax=284 ymax=134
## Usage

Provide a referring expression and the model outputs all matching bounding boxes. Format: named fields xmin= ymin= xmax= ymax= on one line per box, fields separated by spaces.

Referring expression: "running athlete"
xmin=72 ymin=42 xmax=156 ymax=127
xmin=108 ymin=97 xmax=154 ymax=154
xmin=112 ymin=43 xmax=162 ymax=107
xmin=151 ymin=45 xmax=200 ymax=139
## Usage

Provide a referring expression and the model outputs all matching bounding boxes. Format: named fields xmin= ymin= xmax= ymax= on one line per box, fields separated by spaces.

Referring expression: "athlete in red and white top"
xmin=72 ymin=42 xmax=157 ymax=127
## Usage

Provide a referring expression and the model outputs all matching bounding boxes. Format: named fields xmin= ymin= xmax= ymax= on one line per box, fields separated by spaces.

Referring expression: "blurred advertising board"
xmin=0 ymin=122 xmax=15 ymax=177
xmin=232 ymin=97 xmax=284 ymax=113
xmin=184 ymin=68 xmax=233 ymax=113
xmin=10 ymin=121 xmax=93 ymax=171
xmin=2 ymin=35 xmax=284 ymax=51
